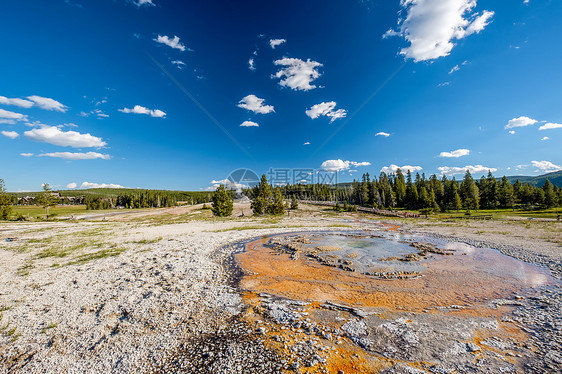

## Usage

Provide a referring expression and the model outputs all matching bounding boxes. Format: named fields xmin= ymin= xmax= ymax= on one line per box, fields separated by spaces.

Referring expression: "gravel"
xmin=0 ymin=215 xmax=560 ymax=373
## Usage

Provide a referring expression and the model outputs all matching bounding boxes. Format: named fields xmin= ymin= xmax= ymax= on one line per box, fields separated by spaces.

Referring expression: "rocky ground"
xmin=0 ymin=204 xmax=559 ymax=373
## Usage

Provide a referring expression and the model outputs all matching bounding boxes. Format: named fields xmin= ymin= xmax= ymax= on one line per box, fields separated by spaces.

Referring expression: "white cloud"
xmin=375 ymin=132 xmax=390 ymax=137
xmin=0 ymin=95 xmax=34 ymax=108
xmin=505 ymin=116 xmax=537 ymax=129
xmin=154 ymin=35 xmax=186 ymax=52
xmin=67 ymin=182 xmax=77 ymax=189
xmin=135 ymin=0 xmax=154 ymax=6
xmin=80 ymin=182 xmax=125 ymax=189
xmin=380 ymin=164 xmax=423 ymax=174
xmin=38 ymin=152 xmax=111 ymax=160
xmin=508 ymin=130 xmax=516 ymax=135
xmin=1 ymin=130 xmax=19 ymax=139
xmin=303 ymin=141 xmax=310 ymax=145
xmin=171 ymin=60 xmax=186 ymax=69
xmin=448 ymin=65 xmax=460 ymax=74
xmin=321 ymin=159 xmax=350 ymax=172
xmin=438 ymin=164 xmax=497 ymax=176
xmin=321 ymin=159 xmax=370 ymax=172
xmin=465 ymin=10 xmax=494 ymax=35
xmin=439 ymin=148 xmax=470 ymax=158
xmin=273 ymin=57 xmax=323 ymax=91
xmin=119 ymin=105 xmax=166 ymax=118
xmin=305 ymin=101 xmax=347 ymax=123
xmin=350 ymin=161 xmax=371 ymax=167
xmin=0 ymin=108 xmax=28 ymax=122
xmin=0 ymin=95 xmax=67 ymax=112
xmin=93 ymin=109 xmax=109 ymax=118
xmin=248 ymin=58 xmax=255 ymax=71
xmin=385 ymin=0 xmax=494 ymax=62
xmin=541 ymin=136 xmax=549 ymax=141
xmin=20 ymin=153 xmax=34 ymax=157
xmin=237 ymin=95 xmax=274 ymax=114
xmin=240 ymin=121 xmax=259 ymax=127
xmin=24 ymin=125 xmax=106 ymax=148
xmin=269 ymin=38 xmax=286 ymax=49
xmin=383 ymin=29 xmax=400 ymax=38
xmin=27 ymin=95 xmax=68 ymax=112
xmin=539 ymin=123 xmax=562 ymax=131
xmin=531 ymin=160 xmax=561 ymax=173
xmin=82 ymin=109 xmax=108 ymax=118
xmin=437 ymin=82 xmax=450 ymax=87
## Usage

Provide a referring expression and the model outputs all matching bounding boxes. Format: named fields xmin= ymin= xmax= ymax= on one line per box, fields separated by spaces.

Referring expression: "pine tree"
xmin=429 ymin=188 xmax=439 ymax=212
xmin=334 ymin=201 xmax=342 ymax=212
xmin=534 ymin=188 xmax=545 ymax=205
xmin=211 ymin=185 xmax=233 ymax=217
xmin=513 ymin=179 xmax=522 ymax=204
xmin=374 ymin=189 xmax=382 ymax=208
xmin=290 ymin=195 xmax=298 ymax=210
xmin=460 ymin=171 xmax=479 ymax=211
xmin=453 ymin=188 xmax=462 ymax=212
xmin=418 ymin=186 xmax=432 ymax=208
xmin=267 ymin=188 xmax=285 ymax=215
xmin=429 ymin=174 xmax=444 ymax=210
xmin=394 ymin=169 xmax=406 ymax=206
xmin=251 ymin=174 xmax=272 ymax=215
xmin=405 ymin=170 xmax=418 ymax=209
xmin=387 ymin=188 xmax=396 ymax=209
xmin=542 ymin=178 xmax=557 ymax=208
xmin=498 ymin=176 xmax=515 ymax=209
xmin=35 ymin=183 xmax=59 ymax=219
xmin=0 ymin=178 xmax=12 ymax=220
xmin=479 ymin=171 xmax=498 ymax=209
xmin=405 ymin=183 xmax=419 ymax=209
xmin=360 ymin=173 xmax=369 ymax=205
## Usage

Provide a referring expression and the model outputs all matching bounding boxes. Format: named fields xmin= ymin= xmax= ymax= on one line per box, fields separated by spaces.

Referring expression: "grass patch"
xmin=0 ymin=315 xmax=21 ymax=342
xmin=68 ymin=246 xmax=125 ymax=265
xmin=11 ymin=205 xmax=89 ymax=219
xmin=41 ymin=322 xmax=57 ymax=334
xmin=35 ymin=241 xmax=95 ymax=259
xmin=432 ymin=207 xmax=562 ymax=220
xmin=3 ymin=244 xmax=30 ymax=254
xmin=17 ymin=261 xmax=33 ymax=276
xmin=6 ymin=327 xmax=17 ymax=337
xmin=130 ymin=236 xmax=162 ymax=244
xmin=214 ymin=225 xmax=280 ymax=232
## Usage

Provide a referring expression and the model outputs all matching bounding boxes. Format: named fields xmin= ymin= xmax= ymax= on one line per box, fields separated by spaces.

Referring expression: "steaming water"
xmin=305 ymin=234 xmax=425 ymax=274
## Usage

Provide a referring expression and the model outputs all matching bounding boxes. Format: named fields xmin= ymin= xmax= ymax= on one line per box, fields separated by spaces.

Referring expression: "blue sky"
xmin=0 ymin=0 xmax=561 ymax=191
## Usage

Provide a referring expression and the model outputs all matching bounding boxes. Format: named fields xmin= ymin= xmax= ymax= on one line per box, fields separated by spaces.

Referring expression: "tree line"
xmin=275 ymin=170 xmax=561 ymax=212
xmin=85 ymin=190 xmax=214 ymax=210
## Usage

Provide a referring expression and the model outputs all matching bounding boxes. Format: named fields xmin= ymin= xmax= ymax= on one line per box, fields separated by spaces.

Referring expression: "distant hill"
xmin=502 ymin=170 xmax=562 ymax=187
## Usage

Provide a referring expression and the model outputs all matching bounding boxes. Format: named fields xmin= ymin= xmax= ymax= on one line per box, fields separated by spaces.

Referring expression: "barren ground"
xmin=0 ymin=203 xmax=560 ymax=373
